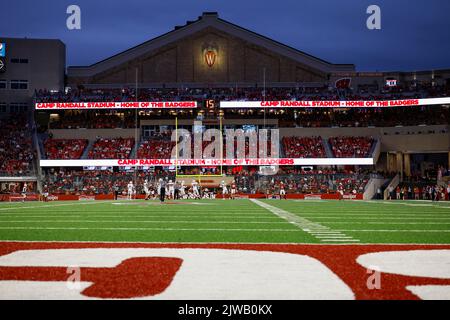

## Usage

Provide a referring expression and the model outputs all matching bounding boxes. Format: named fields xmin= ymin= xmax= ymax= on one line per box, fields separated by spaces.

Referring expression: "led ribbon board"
xmin=220 ymin=97 xmax=450 ymax=108
xmin=40 ymin=158 xmax=375 ymax=167
xmin=35 ymin=101 xmax=198 ymax=110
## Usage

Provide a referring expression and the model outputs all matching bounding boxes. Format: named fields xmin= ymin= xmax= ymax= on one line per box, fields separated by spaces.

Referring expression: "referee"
xmin=159 ymin=178 xmax=167 ymax=203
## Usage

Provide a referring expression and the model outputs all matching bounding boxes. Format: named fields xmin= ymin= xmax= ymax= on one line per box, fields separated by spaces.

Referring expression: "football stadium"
xmin=1 ymin=4 xmax=450 ymax=303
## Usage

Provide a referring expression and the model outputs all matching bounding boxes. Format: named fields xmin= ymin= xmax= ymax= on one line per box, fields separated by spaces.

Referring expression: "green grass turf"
xmin=0 ymin=199 xmax=449 ymax=244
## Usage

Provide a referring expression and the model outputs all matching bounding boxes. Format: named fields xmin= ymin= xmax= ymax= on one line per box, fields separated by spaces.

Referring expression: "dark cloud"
xmin=1 ymin=0 xmax=449 ymax=71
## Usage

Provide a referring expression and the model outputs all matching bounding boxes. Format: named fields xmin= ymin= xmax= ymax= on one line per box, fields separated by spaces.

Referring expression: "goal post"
xmin=174 ymin=116 xmax=225 ymax=180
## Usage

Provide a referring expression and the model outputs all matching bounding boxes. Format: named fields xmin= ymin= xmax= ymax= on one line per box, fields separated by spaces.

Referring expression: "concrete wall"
xmin=0 ymin=38 xmax=65 ymax=111
xmin=49 ymin=129 xmax=139 ymax=140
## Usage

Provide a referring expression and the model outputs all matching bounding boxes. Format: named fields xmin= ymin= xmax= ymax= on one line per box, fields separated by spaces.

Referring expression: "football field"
xmin=0 ymin=199 xmax=449 ymax=244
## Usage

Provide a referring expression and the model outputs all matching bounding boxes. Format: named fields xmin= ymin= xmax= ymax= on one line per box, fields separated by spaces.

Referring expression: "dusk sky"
xmin=1 ymin=0 xmax=450 ymax=72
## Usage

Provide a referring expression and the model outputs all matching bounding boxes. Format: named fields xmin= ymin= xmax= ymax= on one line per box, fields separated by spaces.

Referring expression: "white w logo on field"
xmin=171 ymin=121 xmax=280 ymax=174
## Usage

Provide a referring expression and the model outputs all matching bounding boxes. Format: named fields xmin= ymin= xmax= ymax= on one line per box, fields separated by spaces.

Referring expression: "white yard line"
xmin=0 ymin=214 xmax=277 ymax=219
xmin=0 ymin=201 xmax=112 ymax=211
xmin=321 ymin=222 xmax=450 ymax=225
xmin=0 ymin=226 xmax=301 ymax=232
xmin=0 ymin=239 xmax=447 ymax=245
xmin=250 ymin=199 xmax=360 ymax=243
xmin=0 ymin=220 xmax=287 ymax=224
xmin=301 ymin=216 xmax=450 ymax=219
xmin=336 ymin=229 xmax=450 ymax=233
xmin=378 ymin=201 xmax=450 ymax=209
xmin=320 ymin=239 xmax=361 ymax=242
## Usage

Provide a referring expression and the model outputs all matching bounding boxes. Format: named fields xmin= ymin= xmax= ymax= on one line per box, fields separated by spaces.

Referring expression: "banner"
xmin=35 ymin=101 xmax=197 ymax=110
xmin=220 ymin=97 xmax=450 ymax=108
xmin=40 ymin=157 xmax=374 ymax=167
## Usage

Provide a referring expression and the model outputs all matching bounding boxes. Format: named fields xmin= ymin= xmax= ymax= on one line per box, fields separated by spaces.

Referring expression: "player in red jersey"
xmin=230 ymin=181 xmax=237 ymax=200
xmin=279 ymin=181 xmax=287 ymax=200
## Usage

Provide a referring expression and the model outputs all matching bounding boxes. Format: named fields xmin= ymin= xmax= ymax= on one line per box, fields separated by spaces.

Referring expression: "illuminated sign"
xmin=0 ymin=43 xmax=4 ymax=57
xmin=386 ymin=79 xmax=398 ymax=87
xmin=0 ymin=58 xmax=5 ymax=73
xmin=205 ymin=99 xmax=215 ymax=109
xmin=40 ymin=157 xmax=375 ymax=167
xmin=220 ymin=97 xmax=450 ymax=108
xmin=35 ymin=101 xmax=198 ymax=110
xmin=205 ymin=50 xmax=216 ymax=67
xmin=202 ymin=42 xmax=218 ymax=67
xmin=335 ymin=78 xmax=351 ymax=89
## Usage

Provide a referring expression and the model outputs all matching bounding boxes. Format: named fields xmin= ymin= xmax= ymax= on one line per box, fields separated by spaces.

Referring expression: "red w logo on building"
xmin=205 ymin=50 xmax=216 ymax=67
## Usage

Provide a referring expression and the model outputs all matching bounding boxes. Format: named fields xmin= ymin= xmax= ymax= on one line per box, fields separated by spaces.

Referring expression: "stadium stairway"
xmin=322 ymin=138 xmax=334 ymax=158
xmin=81 ymin=140 xmax=95 ymax=159
xmin=37 ymin=133 xmax=47 ymax=159
xmin=130 ymin=140 xmax=140 ymax=159
xmin=370 ymin=138 xmax=381 ymax=163
xmin=363 ymin=176 xmax=389 ymax=200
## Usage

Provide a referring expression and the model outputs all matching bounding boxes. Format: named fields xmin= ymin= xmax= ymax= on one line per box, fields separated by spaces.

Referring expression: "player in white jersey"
xmin=168 ymin=180 xmax=175 ymax=200
xmin=220 ymin=180 xmax=228 ymax=200
xmin=127 ymin=181 xmax=134 ymax=200
xmin=21 ymin=183 xmax=28 ymax=202
xmin=192 ymin=180 xmax=200 ymax=199
xmin=180 ymin=181 xmax=186 ymax=199
xmin=42 ymin=185 xmax=49 ymax=202
xmin=143 ymin=179 xmax=150 ymax=200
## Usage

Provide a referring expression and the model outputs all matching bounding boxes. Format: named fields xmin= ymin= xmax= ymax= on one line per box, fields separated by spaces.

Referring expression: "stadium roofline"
xmin=67 ymin=12 xmax=354 ymax=76
xmin=215 ymin=16 xmax=353 ymax=68
xmin=0 ymin=37 xmax=65 ymax=45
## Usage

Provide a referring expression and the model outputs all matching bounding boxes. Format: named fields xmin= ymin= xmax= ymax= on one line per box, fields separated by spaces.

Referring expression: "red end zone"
xmin=0 ymin=242 xmax=449 ymax=300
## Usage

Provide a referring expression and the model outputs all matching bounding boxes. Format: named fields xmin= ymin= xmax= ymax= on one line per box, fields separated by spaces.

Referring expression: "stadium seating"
xmin=329 ymin=136 xmax=374 ymax=158
xmin=44 ymin=139 xmax=88 ymax=159
xmin=0 ymin=116 xmax=35 ymax=176
xmin=137 ymin=139 xmax=175 ymax=159
xmin=88 ymin=138 xmax=135 ymax=159
xmin=282 ymin=136 xmax=326 ymax=158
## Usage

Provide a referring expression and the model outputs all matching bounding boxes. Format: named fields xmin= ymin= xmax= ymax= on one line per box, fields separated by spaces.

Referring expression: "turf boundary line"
xmin=249 ymin=199 xmax=360 ymax=243
xmin=0 ymin=240 xmax=449 ymax=245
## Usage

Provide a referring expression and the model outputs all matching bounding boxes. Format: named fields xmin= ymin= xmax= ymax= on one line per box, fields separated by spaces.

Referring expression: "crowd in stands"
xmin=387 ymin=184 xmax=449 ymax=201
xmin=0 ymin=115 xmax=35 ymax=176
xmin=43 ymin=169 xmax=149 ymax=195
xmin=291 ymin=107 xmax=450 ymax=128
xmin=282 ymin=136 xmax=326 ymax=158
xmin=35 ymin=87 xmax=197 ymax=103
xmin=0 ymin=182 xmax=37 ymax=194
xmin=39 ymin=106 xmax=450 ymax=130
xmin=34 ymin=83 xmax=450 ymax=130
xmin=35 ymin=83 xmax=450 ymax=105
xmin=44 ymin=139 xmax=88 ymax=159
xmin=39 ymin=166 xmax=373 ymax=196
xmin=329 ymin=137 xmax=374 ymax=158
xmin=334 ymin=177 xmax=368 ymax=194
xmin=88 ymin=138 xmax=134 ymax=159
xmin=48 ymin=112 xmax=136 ymax=129
xmin=137 ymin=139 xmax=175 ymax=159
